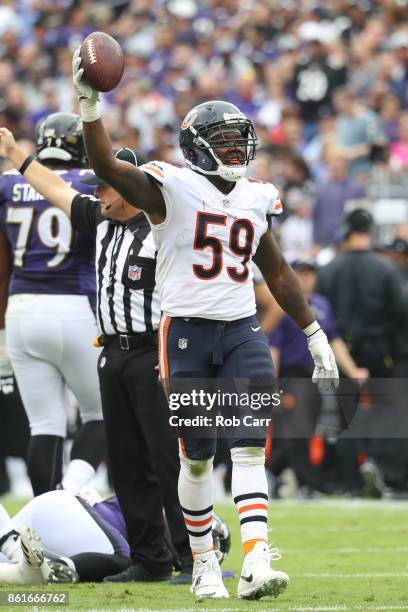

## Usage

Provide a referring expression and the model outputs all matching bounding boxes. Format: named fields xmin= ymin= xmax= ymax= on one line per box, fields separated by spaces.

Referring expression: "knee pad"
xmin=179 ymin=454 xmax=214 ymax=478
xmin=230 ymin=446 xmax=265 ymax=466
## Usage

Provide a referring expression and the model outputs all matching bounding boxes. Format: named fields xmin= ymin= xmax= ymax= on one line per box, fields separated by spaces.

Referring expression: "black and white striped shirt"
xmin=71 ymin=194 xmax=160 ymax=334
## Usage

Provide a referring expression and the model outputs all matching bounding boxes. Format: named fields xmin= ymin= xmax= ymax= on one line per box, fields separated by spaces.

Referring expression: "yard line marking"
xmin=271 ymin=499 xmax=408 ymax=509
xmin=286 ymin=607 xmax=408 ymax=611
xmin=284 ymin=547 xmax=408 ymax=554
xmin=9 ymin=602 xmax=408 ymax=611
xmin=294 ymin=572 xmax=408 ymax=578
xmin=274 ymin=526 xmax=408 ymax=534
xmin=336 ymin=547 xmax=408 ymax=553
xmin=143 ymin=606 xmax=408 ymax=612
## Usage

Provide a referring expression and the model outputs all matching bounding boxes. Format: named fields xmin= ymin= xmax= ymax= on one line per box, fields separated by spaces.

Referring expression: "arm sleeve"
xmin=71 ymin=194 xmax=100 ymax=241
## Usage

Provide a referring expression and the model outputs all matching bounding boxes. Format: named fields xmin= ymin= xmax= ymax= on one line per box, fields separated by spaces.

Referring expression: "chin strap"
xmin=218 ymin=164 xmax=247 ymax=182
xmin=186 ymin=160 xmax=247 ymax=182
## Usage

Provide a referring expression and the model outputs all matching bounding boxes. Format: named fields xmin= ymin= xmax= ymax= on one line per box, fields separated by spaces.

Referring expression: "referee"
xmin=0 ymin=129 xmax=191 ymax=583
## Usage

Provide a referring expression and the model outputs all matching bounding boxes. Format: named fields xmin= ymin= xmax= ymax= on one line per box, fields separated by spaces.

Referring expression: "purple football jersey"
xmin=268 ymin=293 xmax=338 ymax=371
xmin=0 ymin=167 xmax=97 ymax=307
xmin=92 ymin=496 xmax=130 ymax=558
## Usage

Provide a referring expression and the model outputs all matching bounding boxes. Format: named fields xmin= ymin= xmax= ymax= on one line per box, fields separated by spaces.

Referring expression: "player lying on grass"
xmin=0 ymin=490 xmax=229 ymax=584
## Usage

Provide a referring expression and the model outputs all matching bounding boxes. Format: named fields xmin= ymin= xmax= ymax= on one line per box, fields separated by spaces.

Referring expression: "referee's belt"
xmin=97 ymin=332 xmax=158 ymax=350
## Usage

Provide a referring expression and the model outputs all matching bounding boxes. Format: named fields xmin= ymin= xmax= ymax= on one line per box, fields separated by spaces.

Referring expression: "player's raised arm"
xmin=254 ymin=220 xmax=339 ymax=387
xmin=72 ymin=49 xmax=166 ymax=224
xmin=0 ymin=128 xmax=77 ymax=218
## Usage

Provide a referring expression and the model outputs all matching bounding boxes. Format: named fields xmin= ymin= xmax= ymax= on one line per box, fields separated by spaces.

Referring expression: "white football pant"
xmin=6 ymin=294 xmax=103 ymax=437
xmin=13 ymin=491 xmax=117 ymax=558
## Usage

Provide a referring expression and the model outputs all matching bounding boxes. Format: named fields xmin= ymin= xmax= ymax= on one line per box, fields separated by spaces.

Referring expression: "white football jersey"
xmin=141 ymin=161 xmax=282 ymax=321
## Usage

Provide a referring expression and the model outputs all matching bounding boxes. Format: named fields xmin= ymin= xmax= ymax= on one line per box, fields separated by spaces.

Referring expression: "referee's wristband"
xmin=18 ymin=155 xmax=34 ymax=175
xmin=302 ymin=320 xmax=321 ymax=338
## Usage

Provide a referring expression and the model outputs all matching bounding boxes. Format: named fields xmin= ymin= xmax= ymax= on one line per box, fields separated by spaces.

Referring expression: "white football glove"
xmin=72 ymin=47 xmax=100 ymax=122
xmin=304 ymin=322 xmax=339 ymax=391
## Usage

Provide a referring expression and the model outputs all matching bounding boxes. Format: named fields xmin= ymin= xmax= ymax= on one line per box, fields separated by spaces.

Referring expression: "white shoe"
xmin=190 ymin=551 xmax=229 ymax=600
xmin=15 ymin=528 xmax=44 ymax=584
xmin=237 ymin=541 xmax=289 ymax=600
xmin=20 ymin=528 xmax=44 ymax=569
xmin=20 ymin=527 xmax=78 ymax=584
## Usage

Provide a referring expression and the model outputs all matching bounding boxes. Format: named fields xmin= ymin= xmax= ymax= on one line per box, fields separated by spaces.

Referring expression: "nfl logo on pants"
xmin=128 ymin=265 xmax=142 ymax=281
xmin=178 ymin=338 xmax=188 ymax=350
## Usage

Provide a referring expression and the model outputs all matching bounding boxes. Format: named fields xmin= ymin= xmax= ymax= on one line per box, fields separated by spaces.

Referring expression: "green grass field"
xmin=1 ymin=498 xmax=408 ymax=611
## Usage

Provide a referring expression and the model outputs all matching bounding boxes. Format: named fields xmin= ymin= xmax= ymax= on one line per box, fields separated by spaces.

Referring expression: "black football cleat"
xmin=167 ymin=567 xmax=193 ymax=585
xmin=103 ymin=563 xmax=172 ymax=583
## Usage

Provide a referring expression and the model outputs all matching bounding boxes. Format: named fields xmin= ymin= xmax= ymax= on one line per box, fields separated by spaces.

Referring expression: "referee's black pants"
xmin=97 ymin=333 xmax=189 ymax=574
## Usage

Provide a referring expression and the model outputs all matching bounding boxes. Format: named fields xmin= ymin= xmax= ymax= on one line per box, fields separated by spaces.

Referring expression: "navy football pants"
xmin=158 ymin=315 xmax=276 ymax=460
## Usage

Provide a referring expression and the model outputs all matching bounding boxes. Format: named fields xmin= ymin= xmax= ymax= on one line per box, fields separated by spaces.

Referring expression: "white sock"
xmin=178 ymin=458 xmax=214 ymax=555
xmin=194 ymin=550 xmax=216 ymax=562
xmin=0 ymin=562 xmax=26 ymax=584
xmin=62 ymin=459 xmax=95 ymax=493
xmin=231 ymin=457 xmax=268 ymax=553
xmin=0 ymin=559 xmax=43 ymax=584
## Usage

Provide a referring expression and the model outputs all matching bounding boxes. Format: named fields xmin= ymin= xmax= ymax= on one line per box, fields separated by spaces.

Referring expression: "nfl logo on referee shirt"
xmin=178 ymin=338 xmax=188 ymax=350
xmin=128 ymin=264 xmax=142 ymax=281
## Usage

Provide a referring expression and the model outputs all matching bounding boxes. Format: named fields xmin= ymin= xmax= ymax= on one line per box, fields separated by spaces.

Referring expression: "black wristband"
xmin=0 ymin=529 xmax=19 ymax=550
xmin=18 ymin=155 xmax=34 ymax=175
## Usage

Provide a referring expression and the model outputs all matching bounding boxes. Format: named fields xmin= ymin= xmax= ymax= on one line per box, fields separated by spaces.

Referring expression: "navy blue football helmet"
xmin=36 ymin=112 xmax=87 ymax=167
xmin=179 ymin=100 xmax=257 ymax=181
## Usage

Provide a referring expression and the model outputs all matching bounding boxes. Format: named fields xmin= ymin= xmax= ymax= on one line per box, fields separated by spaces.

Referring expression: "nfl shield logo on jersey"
xmin=128 ymin=264 xmax=142 ymax=281
xmin=178 ymin=338 xmax=188 ymax=350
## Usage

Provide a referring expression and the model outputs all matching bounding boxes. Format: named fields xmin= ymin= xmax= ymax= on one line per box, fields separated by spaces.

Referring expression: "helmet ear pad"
xmin=196 ymin=147 xmax=216 ymax=172
xmin=185 ymin=142 xmax=217 ymax=172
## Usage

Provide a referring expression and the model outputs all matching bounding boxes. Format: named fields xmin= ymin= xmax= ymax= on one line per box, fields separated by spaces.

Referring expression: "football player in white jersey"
xmin=71 ymin=48 xmax=338 ymax=601
xmin=0 ymin=492 xmax=229 ymax=585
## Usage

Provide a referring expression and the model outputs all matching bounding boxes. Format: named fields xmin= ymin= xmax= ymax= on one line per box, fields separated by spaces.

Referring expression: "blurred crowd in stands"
xmin=1 ymin=0 xmax=408 ymax=256
xmin=1 ymin=0 xmax=408 ymax=499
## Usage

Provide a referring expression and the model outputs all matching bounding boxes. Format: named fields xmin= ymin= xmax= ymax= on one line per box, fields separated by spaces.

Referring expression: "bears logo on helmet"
xmin=180 ymin=110 xmax=198 ymax=130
